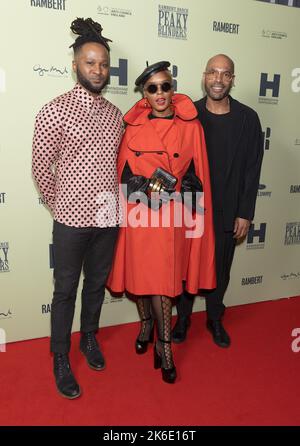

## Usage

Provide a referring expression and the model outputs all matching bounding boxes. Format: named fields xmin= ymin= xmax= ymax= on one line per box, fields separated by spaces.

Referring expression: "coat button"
xmin=135 ymin=151 xmax=141 ymax=157
xmin=173 ymin=153 xmax=179 ymax=158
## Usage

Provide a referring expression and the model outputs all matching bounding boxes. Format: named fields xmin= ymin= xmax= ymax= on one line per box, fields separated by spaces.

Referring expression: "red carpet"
xmin=1 ymin=297 xmax=300 ymax=426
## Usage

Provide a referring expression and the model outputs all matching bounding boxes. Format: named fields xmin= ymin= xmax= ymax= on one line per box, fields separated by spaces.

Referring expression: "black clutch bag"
xmin=148 ymin=167 xmax=178 ymax=194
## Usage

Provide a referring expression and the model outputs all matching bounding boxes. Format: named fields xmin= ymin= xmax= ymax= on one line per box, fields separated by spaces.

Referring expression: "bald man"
xmin=172 ymin=54 xmax=264 ymax=347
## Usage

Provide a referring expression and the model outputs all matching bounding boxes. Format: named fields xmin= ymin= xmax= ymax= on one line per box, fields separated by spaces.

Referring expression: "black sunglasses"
xmin=145 ymin=82 xmax=173 ymax=94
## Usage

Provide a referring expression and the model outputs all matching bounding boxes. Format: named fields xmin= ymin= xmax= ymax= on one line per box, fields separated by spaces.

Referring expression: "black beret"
xmin=135 ymin=61 xmax=171 ymax=87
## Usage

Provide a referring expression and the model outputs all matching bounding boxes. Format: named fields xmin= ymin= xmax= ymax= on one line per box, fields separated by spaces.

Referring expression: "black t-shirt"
xmin=202 ymin=107 xmax=234 ymax=211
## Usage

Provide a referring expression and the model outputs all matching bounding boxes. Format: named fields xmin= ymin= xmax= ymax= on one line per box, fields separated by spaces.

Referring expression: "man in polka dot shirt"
xmin=32 ymin=18 xmax=123 ymax=399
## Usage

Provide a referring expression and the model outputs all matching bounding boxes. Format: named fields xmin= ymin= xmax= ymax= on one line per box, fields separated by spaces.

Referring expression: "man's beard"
xmin=76 ymin=68 xmax=109 ymax=94
xmin=205 ymin=81 xmax=232 ymax=101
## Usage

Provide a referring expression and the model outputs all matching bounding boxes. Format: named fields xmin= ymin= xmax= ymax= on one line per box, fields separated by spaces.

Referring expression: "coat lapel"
xmin=127 ymin=116 xmax=173 ymax=153
xmin=225 ymin=97 xmax=246 ymax=178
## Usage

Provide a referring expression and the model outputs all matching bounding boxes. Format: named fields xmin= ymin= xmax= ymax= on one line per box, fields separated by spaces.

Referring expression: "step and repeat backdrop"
xmin=257 ymin=0 xmax=300 ymax=7
xmin=0 ymin=0 xmax=299 ymax=342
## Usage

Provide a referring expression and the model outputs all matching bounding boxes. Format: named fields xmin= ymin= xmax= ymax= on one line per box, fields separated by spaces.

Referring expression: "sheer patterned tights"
xmin=136 ymin=295 xmax=174 ymax=369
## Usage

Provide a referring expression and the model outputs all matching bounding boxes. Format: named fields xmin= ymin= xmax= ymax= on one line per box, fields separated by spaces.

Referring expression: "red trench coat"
xmin=107 ymin=94 xmax=216 ymax=297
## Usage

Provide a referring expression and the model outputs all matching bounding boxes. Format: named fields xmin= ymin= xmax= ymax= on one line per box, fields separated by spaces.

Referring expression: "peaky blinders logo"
xmin=285 ymin=222 xmax=300 ymax=245
xmin=0 ymin=242 xmax=9 ymax=273
xmin=158 ymin=5 xmax=188 ymax=40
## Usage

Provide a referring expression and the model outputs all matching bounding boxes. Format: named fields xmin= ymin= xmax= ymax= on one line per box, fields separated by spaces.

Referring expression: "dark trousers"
xmin=176 ymin=211 xmax=236 ymax=321
xmin=51 ymin=221 xmax=119 ymax=354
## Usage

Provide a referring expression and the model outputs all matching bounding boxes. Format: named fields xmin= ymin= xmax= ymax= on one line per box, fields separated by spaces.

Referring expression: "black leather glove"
xmin=121 ymin=162 xmax=149 ymax=197
xmin=121 ymin=162 xmax=177 ymax=209
xmin=121 ymin=162 xmax=156 ymax=208
xmin=181 ymin=160 xmax=203 ymax=211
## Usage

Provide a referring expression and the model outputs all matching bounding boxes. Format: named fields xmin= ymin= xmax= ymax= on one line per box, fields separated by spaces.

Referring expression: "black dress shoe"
xmin=53 ymin=353 xmax=81 ymax=399
xmin=171 ymin=316 xmax=191 ymax=344
xmin=206 ymin=320 xmax=231 ymax=348
xmin=80 ymin=332 xmax=105 ymax=371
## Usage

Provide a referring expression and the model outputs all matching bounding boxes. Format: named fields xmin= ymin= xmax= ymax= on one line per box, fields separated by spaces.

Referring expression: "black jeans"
xmin=51 ymin=221 xmax=119 ymax=354
xmin=176 ymin=211 xmax=236 ymax=321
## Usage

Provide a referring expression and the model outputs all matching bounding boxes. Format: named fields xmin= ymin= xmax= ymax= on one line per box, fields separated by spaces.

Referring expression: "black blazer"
xmin=194 ymin=96 xmax=264 ymax=231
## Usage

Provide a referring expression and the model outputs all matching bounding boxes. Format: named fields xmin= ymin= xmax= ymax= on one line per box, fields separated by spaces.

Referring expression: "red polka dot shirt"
xmin=32 ymin=83 xmax=123 ymax=228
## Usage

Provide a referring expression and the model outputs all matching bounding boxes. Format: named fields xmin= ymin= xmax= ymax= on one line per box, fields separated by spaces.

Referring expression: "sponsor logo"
xmin=290 ymin=185 xmax=300 ymax=194
xmin=285 ymin=222 xmax=300 ymax=245
xmin=291 ymin=68 xmax=300 ymax=93
xmin=0 ymin=242 xmax=9 ymax=273
xmin=259 ymin=73 xmax=281 ymax=105
xmin=257 ymin=184 xmax=272 ymax=198
xmin=158 ymin=5 xmax=188 ymax=40
xmin=281 ymin=272 xmax=300 ymax=280
xmin=105 ymin=59 xmax=128 ymax=95
xmin=0 ymin=309 xmax=12 ymax=320
xmin=261 ymin=29 xmax=287 ymax=39
xmin=0 ymin=68 xmax=5 ymax=93
xmin=42 ymin=304 xmax=51 ymax=314
xmin=295 ymin=139 xmax=300 ymax=146
xmin=97 ymin=5 xmax=132 ymax=18
xmin=33 ymin=64 xmax=69 ymax=78
xmin=263 ymin=127 xmax=271 ymax=150
xmin=247 ymin=223 xmax=267 ymax=249
xmin=213 ymin=21 xmax=240 ymax=34
xmin=241 ymin=275 xmax=263 ymax=286
xmin=0 ymin=192 xmax=6 ymax=204
xmin=30 ymin=0 xmax=66 ymax=10
xmin=257 ymin=0 xmax=300 ymax=8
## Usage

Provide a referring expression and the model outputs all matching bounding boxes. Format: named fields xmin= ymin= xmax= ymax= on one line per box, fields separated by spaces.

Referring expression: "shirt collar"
xmin=72 ymin=83 xmax=106 ymax=110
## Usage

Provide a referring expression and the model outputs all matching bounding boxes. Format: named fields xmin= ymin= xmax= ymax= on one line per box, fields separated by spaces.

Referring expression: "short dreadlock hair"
xmin=69 ymin=17 xmax=112 ymax=54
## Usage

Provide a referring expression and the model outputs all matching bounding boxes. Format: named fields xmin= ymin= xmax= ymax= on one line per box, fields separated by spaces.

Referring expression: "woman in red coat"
xmin=107 ymin=61 xmax=216 ymax=383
